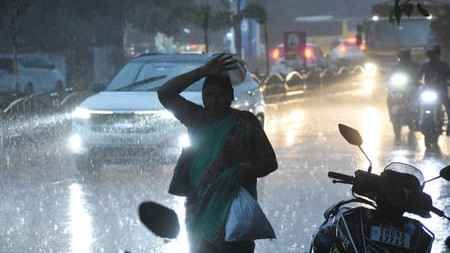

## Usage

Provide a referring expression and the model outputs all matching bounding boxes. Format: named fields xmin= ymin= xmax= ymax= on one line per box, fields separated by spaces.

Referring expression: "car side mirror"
xmin=440 ymin=166 xmax=450 ymax=181
xmin=338 ymin=124 xmax=363 ymax=146
xmin=138 ymin=201 xmax=180 ymax=239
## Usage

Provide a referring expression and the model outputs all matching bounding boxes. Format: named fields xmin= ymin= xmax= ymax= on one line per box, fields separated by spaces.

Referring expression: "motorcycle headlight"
xmin=72 ymin=107 xmax=91 ymax=120
xmin=420 ymin=90 xmax=438 ymax=104
xmin=390 ymin=73 xmax=408 ymax=88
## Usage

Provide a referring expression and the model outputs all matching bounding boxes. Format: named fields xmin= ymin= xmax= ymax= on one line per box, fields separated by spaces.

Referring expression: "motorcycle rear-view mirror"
xmin=440 ymin=166 xmax=450 ymax=181
xmin=138 ymin=201 xmax=180 ymax=239
xmin=338 ymin=124 xmax=363 ymax=146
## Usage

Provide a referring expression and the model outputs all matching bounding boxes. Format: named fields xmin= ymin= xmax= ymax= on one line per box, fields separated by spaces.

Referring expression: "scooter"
xmin=135 ymin=125 xmax=450 ymax=252
xmin=309 ymin=124 xmax=450 ymax=253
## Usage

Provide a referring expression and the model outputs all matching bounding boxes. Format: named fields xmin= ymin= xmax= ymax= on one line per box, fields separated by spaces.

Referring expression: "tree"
xmin=127 ymin=0 xmax=195 ymax=36
xmin=188 ymin=1 xmax=231 ymax=53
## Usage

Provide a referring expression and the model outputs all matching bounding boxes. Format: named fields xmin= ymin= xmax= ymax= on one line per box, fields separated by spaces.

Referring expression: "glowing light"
xmin=372 ymin=15 xmax=380 ymax=21
xmin=69 ymin=183 xmax=93 ymax=253
xmin=226 ymin=32 xmax=233 ymax=40
xmin=359 ymin=43 xmax=366 ymax=51
xmin=420 ymin=90 xmax=438 ymax=104
xmin=339 ymin=45 xmax=347 ymax=54
xmin=364 ymin=62 xmax=378 ymax=76
xmin=72 ymin=107 xmax=91 ymax=120
xmin=304 ymin=47 xmax=314 ymax=59
xmin=67 ymin=134 xmax=83 ymax=154
xmin=390 ymin=72 xmax=409 ymax=89
xmin=427 ymin=14 xmax=433 ymax=20
xmin=271 ymin=48 xmax=281 ymax=61
xmin=346 ymin=37 xmax=357 ymax=44
xmin=179 ymin=134 xmax=191 ymax=148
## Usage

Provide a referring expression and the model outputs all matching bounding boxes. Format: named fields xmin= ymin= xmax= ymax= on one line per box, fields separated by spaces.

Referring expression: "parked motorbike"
xmin=387 ymin=72 xmax=417 ymax=141
xmin=310 ymin=124 xmax=450 ymax=253
xmin=133 ymin=125 xmax=450 ymax=252
xmin=417 ymin=86 xmax=446 ymax=149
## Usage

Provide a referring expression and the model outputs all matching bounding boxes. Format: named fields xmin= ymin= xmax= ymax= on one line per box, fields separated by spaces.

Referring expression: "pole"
xmin=264 ymin=22 xmax=270 ymax=76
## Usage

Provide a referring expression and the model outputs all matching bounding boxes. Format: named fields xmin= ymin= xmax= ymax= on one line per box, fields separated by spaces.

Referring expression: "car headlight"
xmin=390 ymin=72 xmax=408 ymax=88
xmin=72 ymin=107 xmax=91 ymax=120
xmin=178 ymin=134 xmax=191 ymax=148
xmin=364 ymin=62 xmax=378 ymax=76
xmin=67 ymin=134 xmax=83 ymax=154
xmin=420 ymin=90 xmax=438 ymax=104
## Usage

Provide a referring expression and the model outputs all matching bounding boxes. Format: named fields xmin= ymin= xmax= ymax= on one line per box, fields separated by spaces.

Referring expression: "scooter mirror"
xmin=138 ymin=201 xmax=180 ymax=239
xmin=338 ymin=124 xmax=363 ymax=146
xmin=440 ymin=166 xmax=450 ymax=181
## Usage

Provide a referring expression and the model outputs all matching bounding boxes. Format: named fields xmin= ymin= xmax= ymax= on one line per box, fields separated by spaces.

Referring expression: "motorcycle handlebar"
xmin=328 ymin=172 xmax=355 ymax=184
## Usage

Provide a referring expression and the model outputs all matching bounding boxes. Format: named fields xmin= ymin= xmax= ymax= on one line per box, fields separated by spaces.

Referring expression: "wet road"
xmin=1 ymin=76 xmax=449 ymax=253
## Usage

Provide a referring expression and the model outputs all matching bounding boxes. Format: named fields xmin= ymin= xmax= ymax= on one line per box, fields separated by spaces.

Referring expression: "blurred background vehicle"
xmin=270 ymin=43 xmax=329 ymax=75
xmin=68 ymin=53 xmax=265 ymax=171
xmin=0 ymin=55 xmax=65 ymax=96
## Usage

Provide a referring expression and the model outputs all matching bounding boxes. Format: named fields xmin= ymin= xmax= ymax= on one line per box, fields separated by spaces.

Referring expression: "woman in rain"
xmin=157 ymin=54 xmax=278 ymax=253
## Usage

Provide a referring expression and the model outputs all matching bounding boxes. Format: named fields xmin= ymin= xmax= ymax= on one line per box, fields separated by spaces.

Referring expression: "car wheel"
xmin=24 ymin=83 xmax=33 ymax=95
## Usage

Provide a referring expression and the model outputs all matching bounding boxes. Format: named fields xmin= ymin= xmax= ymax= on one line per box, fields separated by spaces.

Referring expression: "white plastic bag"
xmin=225 ymin=188 xmax=276 ymax=241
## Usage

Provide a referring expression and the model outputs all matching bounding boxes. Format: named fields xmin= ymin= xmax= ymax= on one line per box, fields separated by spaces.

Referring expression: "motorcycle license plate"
xmin=370 ymin=225 xmax=412 ymax=249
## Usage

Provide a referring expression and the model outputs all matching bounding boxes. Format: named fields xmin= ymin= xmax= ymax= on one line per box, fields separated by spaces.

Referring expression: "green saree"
xmin=186 ymin=114 xmax=242 ymax=245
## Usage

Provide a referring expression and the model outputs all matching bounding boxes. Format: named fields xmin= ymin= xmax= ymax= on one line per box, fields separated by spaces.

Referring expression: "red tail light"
xmin=271 ymin=48 xmax=281 ymax=60
xmin=304 ymin=47 xmax=314 ymax=60
xmin=339 ymin=45 xmax=347 ymax=54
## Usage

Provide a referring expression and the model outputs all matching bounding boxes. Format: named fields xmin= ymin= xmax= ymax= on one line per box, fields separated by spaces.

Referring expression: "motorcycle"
xmin=417 ymin=86 xmax=446 ymax=149
xmin=310 ymin=124 xmax=450 ymax=253
xmin=387 ymin=72 xmax=417 ymax=141
xmin=134 ymin=125 xmax=450 ymax=252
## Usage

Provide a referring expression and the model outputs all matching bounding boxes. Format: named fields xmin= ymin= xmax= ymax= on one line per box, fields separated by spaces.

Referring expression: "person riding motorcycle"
xmin=388 ymin=50 xmax=420 ymax=141
xmin=391 ymin=50 xmax=420 ymax=96
xmin=418 ymin=45 xmax=450 ymax=135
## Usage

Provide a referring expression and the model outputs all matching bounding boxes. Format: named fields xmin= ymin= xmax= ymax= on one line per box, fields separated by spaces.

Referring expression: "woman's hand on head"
xmin=202 ymin=53 xmax=240 ymax=77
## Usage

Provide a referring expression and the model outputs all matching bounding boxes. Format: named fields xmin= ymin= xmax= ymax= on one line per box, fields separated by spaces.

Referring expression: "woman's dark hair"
xmin=203 ymin=73 xmax=234 ymax=98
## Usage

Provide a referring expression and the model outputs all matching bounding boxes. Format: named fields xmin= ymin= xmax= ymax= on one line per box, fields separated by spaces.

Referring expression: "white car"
xmin=68 ymin=54 xmax=266 ymax=170
xmin=0 ymin=56 xmax=65 ymax=95
xmin=328 ymin=40 xmax=366 ymax=66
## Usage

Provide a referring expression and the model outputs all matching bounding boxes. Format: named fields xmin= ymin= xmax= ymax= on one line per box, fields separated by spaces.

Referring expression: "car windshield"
xmin=106 ymin=60 xmax=205 ymax=92
xmin=383 ymin=162 xmax=425 ymax=185
xmin=368 ymin=19 xmax=434 ymax=49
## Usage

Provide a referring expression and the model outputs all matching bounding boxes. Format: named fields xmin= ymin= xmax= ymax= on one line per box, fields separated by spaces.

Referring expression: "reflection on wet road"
xmin=1 ymin=78 xmax=449 ymax=252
